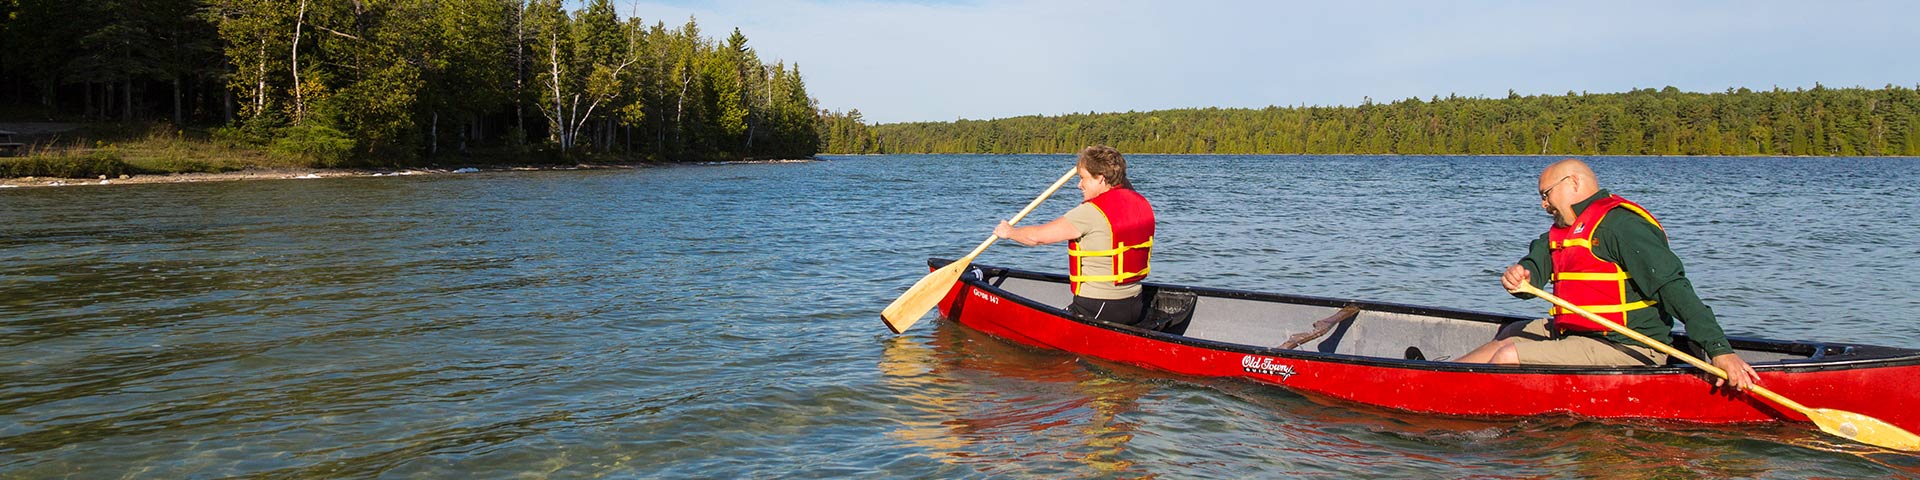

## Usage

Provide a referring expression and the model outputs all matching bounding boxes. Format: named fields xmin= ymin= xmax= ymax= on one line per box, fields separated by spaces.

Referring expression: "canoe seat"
xmin=1136 ymin=288 xmax=1198 ymax=335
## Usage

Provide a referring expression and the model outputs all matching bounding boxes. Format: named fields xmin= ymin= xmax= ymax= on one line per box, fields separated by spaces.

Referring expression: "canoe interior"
xmin=960 ymin=262 xmax=1915 ymax=367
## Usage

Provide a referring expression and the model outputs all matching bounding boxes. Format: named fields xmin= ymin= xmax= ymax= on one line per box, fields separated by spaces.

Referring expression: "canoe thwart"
xmin=1279 ymin=305 xmax=1362 ymax=350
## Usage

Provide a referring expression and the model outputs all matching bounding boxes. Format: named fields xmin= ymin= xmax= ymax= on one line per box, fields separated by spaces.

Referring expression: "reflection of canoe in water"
xmin=880 ymin=314 xmax=1159 ymax=475
xmin=929 ymin=259 xmax=1920 ymax=432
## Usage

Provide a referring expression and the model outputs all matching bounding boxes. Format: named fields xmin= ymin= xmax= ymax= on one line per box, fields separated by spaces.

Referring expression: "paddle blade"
xmin=881 ymin=260 xmax=970 ymax=334
xmin=1806 ymin=408 xmax=1920 ymax=452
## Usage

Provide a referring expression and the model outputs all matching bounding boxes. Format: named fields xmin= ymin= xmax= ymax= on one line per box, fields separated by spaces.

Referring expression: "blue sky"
xmin=614 ymin=1 xmax=1920 ymax=124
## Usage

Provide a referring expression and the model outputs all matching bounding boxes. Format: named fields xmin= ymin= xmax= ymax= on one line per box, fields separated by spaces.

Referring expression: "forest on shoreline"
xmin=0 ymin=0 xmax=822 ymax=177
xmin=5 ymin=1 xmax=1916 ymax=181
xmin=820 ymin=85 xmax=1920 ymax=157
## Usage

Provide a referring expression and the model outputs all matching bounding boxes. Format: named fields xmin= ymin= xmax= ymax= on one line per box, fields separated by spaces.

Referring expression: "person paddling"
xmin=1459 ymin=159 xmax=1758 ymax=391
xmin=994 ymin=145 xmax=1156 ymax=327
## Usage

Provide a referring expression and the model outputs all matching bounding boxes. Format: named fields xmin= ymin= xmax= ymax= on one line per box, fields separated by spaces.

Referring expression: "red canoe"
xmin=926 ymin=259 xmax=1920 ymax=432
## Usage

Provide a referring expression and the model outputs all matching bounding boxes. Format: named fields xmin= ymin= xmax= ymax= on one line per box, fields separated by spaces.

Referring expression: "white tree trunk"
xmin=291 ymin=0 xmax=308 ymax=124
xmin=255 ymin=39 xmax=267 ymax=116
xmin=546 ymin=27 xmax=642 ymax=153
xmin=513 ymin=3 xmax=527 ymax=143
xmin=545 ymin=28 xmax=565 ymax=150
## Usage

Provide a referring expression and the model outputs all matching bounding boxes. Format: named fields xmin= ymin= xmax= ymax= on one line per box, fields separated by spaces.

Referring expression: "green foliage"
xmin=820 ymin=109 xmax=876 ymax=154
xmin=0 ymin=0 xmax=822 ymax=174
xmin=0 ymin=149 xmax=133 ymax=178
xmin=320 ymin=62 xmax=422 ymax=160
xmin=822 ymin=86 xmax=1920 ymax=157
xmin=269 ymin=123 xmax=356 ymax=167
xmin=138 ymin=156 xmax=222 ymax=174
xmin=211 ymin=109 xmax=289 ymax=146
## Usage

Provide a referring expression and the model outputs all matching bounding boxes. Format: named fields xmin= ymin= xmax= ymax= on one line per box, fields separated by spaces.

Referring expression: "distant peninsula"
xmin=819 ymin=85 xmax=1920 ymax=157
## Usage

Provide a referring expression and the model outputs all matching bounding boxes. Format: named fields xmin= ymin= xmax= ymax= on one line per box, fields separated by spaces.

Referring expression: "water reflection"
xmin=880 ymin=322 xmax=1150 ymax=476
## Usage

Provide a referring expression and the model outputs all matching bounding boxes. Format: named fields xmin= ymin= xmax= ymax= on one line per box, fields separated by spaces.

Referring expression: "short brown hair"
xmin=1077 ymin=145 xmax=1130 ymax=189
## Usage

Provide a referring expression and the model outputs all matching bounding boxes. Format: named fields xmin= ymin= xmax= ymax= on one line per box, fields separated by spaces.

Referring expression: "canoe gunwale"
xmin=936 ymin=258 xmax=1920 ymax=376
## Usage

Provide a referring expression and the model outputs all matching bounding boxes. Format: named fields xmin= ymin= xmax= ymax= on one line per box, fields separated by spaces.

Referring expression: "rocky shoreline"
xmin=0 ymin=159 xmax=815 ymax=189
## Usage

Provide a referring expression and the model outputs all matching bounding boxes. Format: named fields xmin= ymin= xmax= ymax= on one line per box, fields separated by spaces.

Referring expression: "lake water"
xmin=3 ymin=155 xmax=1919 ymax=477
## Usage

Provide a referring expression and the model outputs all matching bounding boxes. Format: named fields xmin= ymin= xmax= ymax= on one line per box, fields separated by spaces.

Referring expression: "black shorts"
xmin=1070 ymin=294 xmax=1144 ymax=326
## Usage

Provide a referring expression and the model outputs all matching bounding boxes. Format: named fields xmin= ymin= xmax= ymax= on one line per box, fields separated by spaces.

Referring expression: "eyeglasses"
xmin=1538 ymin=175 xmax=1572 ymax=201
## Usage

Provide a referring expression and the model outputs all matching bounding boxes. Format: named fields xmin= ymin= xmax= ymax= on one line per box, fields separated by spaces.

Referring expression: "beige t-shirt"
xmin=1063 ymin=202 xmax=1143 ymax=300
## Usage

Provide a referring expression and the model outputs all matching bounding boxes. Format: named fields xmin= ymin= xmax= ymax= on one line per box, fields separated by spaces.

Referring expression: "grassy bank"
xmin=0 ymin=122 xmax=686 ymax=179
xmin=2 ymin=123 xmax=301 ymax=178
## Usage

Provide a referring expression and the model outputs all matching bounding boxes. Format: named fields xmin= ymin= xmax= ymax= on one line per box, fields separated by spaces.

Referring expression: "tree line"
xmin=0 ymin=0 xmax=821 ymax=165
xmin=822 ymin=85 xmax=1920 ymax=157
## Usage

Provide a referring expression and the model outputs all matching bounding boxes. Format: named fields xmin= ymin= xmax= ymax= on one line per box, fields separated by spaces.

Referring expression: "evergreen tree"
xmin=820 ymin=86 xmax=1920 ymax=158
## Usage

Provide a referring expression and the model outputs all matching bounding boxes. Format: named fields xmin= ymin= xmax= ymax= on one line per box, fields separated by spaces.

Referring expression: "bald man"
xmin=1459 ymin=159 xmax=1758 ymax=391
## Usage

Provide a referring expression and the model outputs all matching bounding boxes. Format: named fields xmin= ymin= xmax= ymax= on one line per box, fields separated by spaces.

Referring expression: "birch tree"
xmin=527 ymin=0 xmax=641 ymax=151
xmin=209 ymin=0 xmax=293 ymax=132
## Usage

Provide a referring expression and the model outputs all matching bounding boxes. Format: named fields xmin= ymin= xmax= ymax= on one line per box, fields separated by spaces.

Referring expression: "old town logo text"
xmin=1241 ymin=356 xmax=1296 ymax=380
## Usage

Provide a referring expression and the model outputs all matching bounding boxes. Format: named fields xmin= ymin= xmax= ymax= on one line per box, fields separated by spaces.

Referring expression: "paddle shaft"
xmin=954 ymin=167 xmax=1080 ymax=262
xmin=878 ymin=166 xmax=1080 ymax=334
xmin=1511 ymin=283 xmax=1814 ymax=415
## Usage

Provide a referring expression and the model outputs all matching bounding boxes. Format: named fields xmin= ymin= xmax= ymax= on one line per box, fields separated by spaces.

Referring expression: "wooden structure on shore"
xmin=0 ymin=130 xmax=21 ymax=156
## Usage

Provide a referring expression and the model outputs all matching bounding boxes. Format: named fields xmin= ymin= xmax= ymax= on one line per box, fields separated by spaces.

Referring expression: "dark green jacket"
xmin=1514 ymin=189 xmax=1737 ymax=357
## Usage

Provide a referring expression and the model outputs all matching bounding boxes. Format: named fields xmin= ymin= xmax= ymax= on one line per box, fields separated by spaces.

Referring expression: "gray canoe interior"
xmin=993 ymin=276 xmax=1807 ymax=363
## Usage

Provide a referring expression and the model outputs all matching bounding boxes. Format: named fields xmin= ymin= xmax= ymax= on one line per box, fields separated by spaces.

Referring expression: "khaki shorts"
xmin=1502 ymin=318 xmax=1668 ymax=367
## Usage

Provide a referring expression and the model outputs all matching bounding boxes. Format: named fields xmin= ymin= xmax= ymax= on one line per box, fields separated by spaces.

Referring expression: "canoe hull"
xmin=933 ymin=262 xmax=1920 ymax=431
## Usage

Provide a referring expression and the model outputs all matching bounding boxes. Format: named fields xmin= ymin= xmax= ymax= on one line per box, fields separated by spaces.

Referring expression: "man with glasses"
xmin=1458 ymin=159 xmax=1758 ymax=391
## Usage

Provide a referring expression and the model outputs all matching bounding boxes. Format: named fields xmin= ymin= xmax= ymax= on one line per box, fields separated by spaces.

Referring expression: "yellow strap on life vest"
xmin=1069 ymin=237 xmax=1153 ymax=284
xmin=1068 ymin=237 xmax=1155 ymax=257
xmin=1552 ymin=271 xmax=1631 ymax=281
xmin=1550 ymin=238 xmax=1592 ymax=250
xmin=1551 ymin=300 xmax=1658 ymax=315
xmin=1069 ymin=266 xmax=1151 ymax=283
xmin=1617 ymin=202 xmax=1663 ymax=230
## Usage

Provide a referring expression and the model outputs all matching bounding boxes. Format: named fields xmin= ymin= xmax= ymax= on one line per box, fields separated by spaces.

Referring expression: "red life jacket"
xmin=1547 ymin=194 xmax=1665 ymax=333
xmin=1068 ymin=188 xmax=1155 ymax=296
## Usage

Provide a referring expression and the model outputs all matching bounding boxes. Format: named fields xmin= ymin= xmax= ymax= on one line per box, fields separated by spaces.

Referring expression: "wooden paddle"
xmin=1511 ymin=283 xmax=1920 ymax=451
xmin=881 ymin=167 xmax=1079 ymax=334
